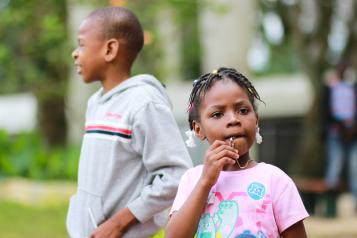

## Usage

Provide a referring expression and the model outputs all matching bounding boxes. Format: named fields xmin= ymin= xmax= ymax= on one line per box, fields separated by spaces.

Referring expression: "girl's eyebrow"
xmin=208 ymin=100 xmax=250 ymax=109
xmin=207 ymin=104 xmax=225 ymax=110
xmin=234 ymin=100 xmax=250 ymax=106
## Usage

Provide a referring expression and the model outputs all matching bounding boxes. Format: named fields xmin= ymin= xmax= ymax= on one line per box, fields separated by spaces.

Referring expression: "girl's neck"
xmin=223 ymin=153 xmax=256 ymax=171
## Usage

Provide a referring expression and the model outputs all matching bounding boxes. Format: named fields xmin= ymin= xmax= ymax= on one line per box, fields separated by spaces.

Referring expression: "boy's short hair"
xmin=88 ymin=7 xmax=144 ymax=55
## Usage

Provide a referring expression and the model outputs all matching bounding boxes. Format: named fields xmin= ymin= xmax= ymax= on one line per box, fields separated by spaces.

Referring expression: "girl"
xmin=165 ymin=67 xmax=308 ymax=238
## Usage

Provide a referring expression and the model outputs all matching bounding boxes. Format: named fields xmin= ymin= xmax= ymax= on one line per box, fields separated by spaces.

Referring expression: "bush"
xmin=0 ymin=130 xmax=79 ymax=180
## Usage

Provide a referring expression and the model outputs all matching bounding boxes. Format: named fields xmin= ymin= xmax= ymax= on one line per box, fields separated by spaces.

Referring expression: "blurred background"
xmin=0 ymin=0 xmax=357 ymax=237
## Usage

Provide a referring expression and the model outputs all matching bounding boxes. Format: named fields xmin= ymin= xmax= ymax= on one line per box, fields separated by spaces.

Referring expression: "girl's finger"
xmin=211 ymin=148 xmax=239 ymax=162
xmin=207 ymin=145 xmax=238 ymax=160
xmin=208 ymin=140 xmax=227 ymax=151
xmin=211 ymin=144 xmax=238 ymax=154
xmin=217 ymin=156 xmax=237 ymax=166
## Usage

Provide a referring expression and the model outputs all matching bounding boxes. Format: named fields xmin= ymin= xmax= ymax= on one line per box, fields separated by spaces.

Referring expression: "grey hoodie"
xmin=66 ymin=74 xmax=192 ymax=238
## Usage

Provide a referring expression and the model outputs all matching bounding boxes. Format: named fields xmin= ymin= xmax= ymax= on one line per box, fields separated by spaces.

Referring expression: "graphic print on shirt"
xmin=196 ymin=200 xmax=238 ymax=238
xmin=196 ymin=213 xmax=216 ymax=238
xmin=247 ymin=182 xmax=265 ymax=200
xmin=214 ymin=200 xmax=239 ymax=237
xmin=234 ymin=230 xmax=266 ymax=238
xmin=195 ymin=182 xmax=269 ymax=238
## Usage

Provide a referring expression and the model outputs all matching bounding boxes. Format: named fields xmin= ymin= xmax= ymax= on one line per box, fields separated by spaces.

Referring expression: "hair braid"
xmin=188 ymin=67 xmax=263 ymax=130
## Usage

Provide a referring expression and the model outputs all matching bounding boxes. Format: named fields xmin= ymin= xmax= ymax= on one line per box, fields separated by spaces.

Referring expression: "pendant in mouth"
xmin=229 ymin=137 xmax=235 ymax=148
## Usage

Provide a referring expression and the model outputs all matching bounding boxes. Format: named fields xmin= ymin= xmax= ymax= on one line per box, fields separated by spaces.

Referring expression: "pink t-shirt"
xmin=170 ymin=162 xmax=309 ymax=238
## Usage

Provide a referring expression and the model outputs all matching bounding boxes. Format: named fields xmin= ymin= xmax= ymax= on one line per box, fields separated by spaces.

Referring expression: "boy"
xmin=67 ymin=6 xmax=192 ymax=238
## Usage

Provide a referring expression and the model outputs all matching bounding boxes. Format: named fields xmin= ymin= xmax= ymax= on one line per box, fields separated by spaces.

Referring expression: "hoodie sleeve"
xmin=127 ymin=101 xmax=193 ymax=223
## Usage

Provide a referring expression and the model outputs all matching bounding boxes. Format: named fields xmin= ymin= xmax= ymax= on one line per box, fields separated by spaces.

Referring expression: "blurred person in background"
xmin=321 ymin=61 xmax=357 ymax=213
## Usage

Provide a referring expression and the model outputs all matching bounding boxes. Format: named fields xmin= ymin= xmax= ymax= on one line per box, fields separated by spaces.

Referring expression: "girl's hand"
xmin=200 ymin=140 xmax=238 ymax=187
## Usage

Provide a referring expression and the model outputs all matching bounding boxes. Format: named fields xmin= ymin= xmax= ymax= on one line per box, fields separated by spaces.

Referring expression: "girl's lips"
xmin=229 ymin=137 xmax=235 ymax=147
xmin=226 ymin=135 xmax=244 ymax=147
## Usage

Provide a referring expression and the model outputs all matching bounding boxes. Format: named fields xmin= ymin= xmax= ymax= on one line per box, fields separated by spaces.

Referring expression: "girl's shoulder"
xmin=178 ymin=165 xmax=203 ymax=187
xmin=184 ymin=164 xmax=204 ymax=176
xmin=257 ymin=162 xmax=285 ymax=172
xmin=254 ymin=162 xmax=293 ymax=180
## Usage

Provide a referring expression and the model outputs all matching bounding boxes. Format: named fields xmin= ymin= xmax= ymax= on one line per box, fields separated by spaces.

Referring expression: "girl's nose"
xmin=227 ymin=112 xmax=240 ymax=126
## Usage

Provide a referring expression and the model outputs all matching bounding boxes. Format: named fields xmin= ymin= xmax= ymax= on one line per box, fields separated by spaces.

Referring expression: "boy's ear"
xmin=192 ymin=121 xmax=206 ymax=140
xmin=104 ymin=39 xmax=119 ymax=62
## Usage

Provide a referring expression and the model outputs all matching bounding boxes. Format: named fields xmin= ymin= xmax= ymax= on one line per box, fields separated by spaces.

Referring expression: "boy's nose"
xmin=71 ymin=49 xmax=78 ymax=59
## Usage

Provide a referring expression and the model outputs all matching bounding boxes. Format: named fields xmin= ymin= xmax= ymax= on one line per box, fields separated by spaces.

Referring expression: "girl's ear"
xmin=255 ymin=113 xmax=259 ymax=126
xmin=104 ymin=39 xmax=119 ymax=62
xmin=192 ymin=120 xmax=206 ymax=140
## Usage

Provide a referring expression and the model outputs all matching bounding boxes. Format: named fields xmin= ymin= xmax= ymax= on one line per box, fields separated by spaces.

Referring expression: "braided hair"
xmin=188 ymin=67 xmax=263 ymax=130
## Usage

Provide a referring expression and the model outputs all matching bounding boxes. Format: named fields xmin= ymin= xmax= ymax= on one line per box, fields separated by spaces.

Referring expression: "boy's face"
xmin=72 ymin=17 xmax=106 ymax=83
xmin=194 ymin=79 xmax=258 ymax=156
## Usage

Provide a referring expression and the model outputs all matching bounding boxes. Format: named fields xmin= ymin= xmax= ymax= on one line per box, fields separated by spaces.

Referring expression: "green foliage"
xmin=252 ymin=0 xmax=301 ymax=76
xmin=255 ymin=38 xmax=299 ymax=77
xmin=0 ymin=0 xmax=69 ymax=147
xmin=91 ymin=0 xmax=201 ymax=81
xmin=0 ymin=130 xmax=79 ymax=180
xmin=0 ymin=0 xmax=70 ymax=94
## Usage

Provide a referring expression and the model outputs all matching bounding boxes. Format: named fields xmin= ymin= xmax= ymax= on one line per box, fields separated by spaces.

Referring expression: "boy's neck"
xmin=101 ymin=66 xmax=131 ymax=93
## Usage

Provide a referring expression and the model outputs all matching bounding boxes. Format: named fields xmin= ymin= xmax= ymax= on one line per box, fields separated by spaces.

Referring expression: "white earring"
xmin=256 ymin=127 xmax=263 ymax=144
xmin=185 ymin=130 xmax=196 ymax=148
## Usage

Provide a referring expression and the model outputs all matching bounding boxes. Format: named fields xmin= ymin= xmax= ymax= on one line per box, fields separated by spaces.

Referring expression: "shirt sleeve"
xmin=127 ymin=101 xmax=193 ymax=223
xmin=169 ymin=169 xmax=193 ymax=216
xmin=272 ymin=174 xmax=309 ymax=233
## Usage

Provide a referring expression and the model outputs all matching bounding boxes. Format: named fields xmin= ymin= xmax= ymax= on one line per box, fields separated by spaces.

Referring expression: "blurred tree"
xmin=0 ymin=0 xmax=69 ymax=148
xmin=260 ymin=0 xmax=357 ymax=177
xmin=107 ymin=0 xmax=200 ymax=81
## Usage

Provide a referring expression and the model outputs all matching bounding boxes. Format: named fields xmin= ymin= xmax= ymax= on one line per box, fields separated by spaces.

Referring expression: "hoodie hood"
xmin=96 ymin=74 xmax=172 ymax=107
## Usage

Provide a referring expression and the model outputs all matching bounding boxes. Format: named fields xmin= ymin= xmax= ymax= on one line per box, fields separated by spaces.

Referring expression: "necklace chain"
xmin=236 ymin=158 xmax=253 ymax=169
xmin=229 ymin=137 xmax=253 ymax=169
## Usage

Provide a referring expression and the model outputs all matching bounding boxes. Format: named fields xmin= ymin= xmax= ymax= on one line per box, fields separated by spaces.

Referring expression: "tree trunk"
xmin=281 ymin=0 xmax=333 ymax=177
xmin=37 ymin=93 xmax=67 ymax=148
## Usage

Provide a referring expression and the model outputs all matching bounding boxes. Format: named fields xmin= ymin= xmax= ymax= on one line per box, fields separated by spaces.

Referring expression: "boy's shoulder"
xmin=123 ymin=74 xmax=172 ymax=108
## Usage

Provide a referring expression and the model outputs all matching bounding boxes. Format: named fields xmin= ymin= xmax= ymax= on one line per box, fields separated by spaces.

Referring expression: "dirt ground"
xmin=305 ymin=215 xmax=357 ymax=238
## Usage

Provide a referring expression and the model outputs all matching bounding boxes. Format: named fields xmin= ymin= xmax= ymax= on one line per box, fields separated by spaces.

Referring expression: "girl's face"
xmin=193 ymin=79 xmax=258 ymax=156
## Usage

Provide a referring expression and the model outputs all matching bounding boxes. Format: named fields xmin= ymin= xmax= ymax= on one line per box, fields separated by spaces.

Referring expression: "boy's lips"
xmin=75 ymin=64 xmax=82 ymax=74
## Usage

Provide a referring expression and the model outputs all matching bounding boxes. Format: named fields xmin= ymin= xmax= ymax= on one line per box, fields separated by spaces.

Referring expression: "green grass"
xmin=0 ymin=200 xmax=165 ymax=238
xmin=0 ymin=200 xmax=68 ymax=238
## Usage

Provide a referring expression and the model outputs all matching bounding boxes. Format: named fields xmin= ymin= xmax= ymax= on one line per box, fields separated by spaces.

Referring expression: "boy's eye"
xmin=77 ymin=41 xmax=84 ymax=47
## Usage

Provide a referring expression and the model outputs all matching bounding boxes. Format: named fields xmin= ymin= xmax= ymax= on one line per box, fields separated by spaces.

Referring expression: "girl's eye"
xmin=211 ymin=112 xmax=223 ymax=118
xmin=239 ymin=108 xmax=249 ymax=114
